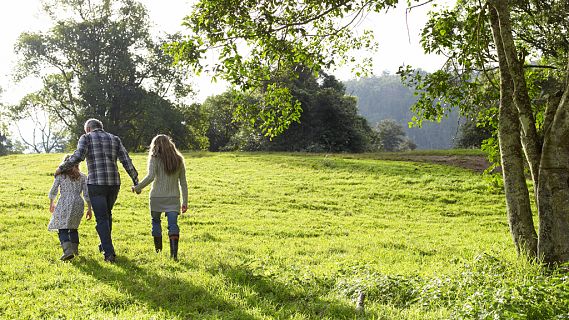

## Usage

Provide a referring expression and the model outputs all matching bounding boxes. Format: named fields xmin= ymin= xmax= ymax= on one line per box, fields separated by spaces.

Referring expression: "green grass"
xmin=0 ymin=152 xmax=567 ymax=319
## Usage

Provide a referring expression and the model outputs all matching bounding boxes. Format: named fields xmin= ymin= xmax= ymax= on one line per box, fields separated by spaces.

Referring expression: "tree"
xmin=0 ymin=89 xmax=24 ymax=156
xmin=165 ymin=0 xmax=385 ymax=138
xmin=455 ymin=118 xmax=492 ymax=149
xmin=402 ymin=0 xmax=569 ymax=264
xmin=202 ymin=91 xmax=241 ymax=151
xmin=14 ymin=0 xmax=198 ymax=150
xmin=375 ymin=119 xmax=415 ymax=152
xmin=169 ymin=0 xmax=569 ymax=264
xmin=0 ymin=113 xmax=13 ymax=156
xmin=265 ymin=72 xmax=376 ymax=152
xmin=203 ymin=72 xmax=376 ymax=152
xmin=7 ymin=92 xmax=67 ymax=153
xmin=0 ymin=89 xmax=9 ymax=156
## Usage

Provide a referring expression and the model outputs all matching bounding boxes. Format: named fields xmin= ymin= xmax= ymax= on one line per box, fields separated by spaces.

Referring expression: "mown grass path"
xmin=0 ymin=152 xmax=537 ymax=319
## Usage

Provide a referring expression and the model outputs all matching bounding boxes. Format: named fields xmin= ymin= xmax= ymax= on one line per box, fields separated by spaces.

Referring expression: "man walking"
xmin=56 ymin=118 xmax=138 ymax=263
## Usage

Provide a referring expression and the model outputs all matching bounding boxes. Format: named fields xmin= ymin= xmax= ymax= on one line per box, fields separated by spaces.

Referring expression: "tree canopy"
xmin=165 ymin=0 xmax=391 ymax=137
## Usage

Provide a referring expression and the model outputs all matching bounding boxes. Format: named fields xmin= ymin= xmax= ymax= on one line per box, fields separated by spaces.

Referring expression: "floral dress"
xmin=48 ymin=173 xmax=90 ymax=231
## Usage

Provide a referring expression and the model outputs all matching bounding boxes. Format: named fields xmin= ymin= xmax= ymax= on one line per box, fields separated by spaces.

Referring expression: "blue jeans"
xmin=58 ymin=229 xmax=79 ymax=244
xmin=88 ymin=185 xmax=120 ymax=257
xmin=151 ymin=211 xmax=179 ymax=237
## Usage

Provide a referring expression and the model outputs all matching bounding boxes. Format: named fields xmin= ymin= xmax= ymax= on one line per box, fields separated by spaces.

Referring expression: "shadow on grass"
xmin=182 ymin=261 xmax=357 ymax=319
xmin=74 ymin=256 xmax=255 ymax=319
xmin=248 ymin=152 xmax=479 ymax=177
xmin=181 ymin=151 xmax=215 ymax=158
xmin=245 ymin=153 xmax=431 ymax=178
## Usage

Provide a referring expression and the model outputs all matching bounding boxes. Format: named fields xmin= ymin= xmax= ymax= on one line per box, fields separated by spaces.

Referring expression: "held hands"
xmin=131 ymin=185 xmax=141 ymax=194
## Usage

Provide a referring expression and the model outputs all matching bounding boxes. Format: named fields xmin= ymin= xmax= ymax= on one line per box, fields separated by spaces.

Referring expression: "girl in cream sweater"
xmin=133 ymin=134 xmax=188 ymax=260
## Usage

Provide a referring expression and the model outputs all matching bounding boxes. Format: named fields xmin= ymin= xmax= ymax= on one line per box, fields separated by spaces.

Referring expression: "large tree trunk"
xmin=490 ymin=0 xmax=569 ymax=265
xmin=491 ymin=0 xmax=541 ymax=188
xmin=537 ymin=63 xmax=569 ymax=264
xmin=488 ymin=5 xmax=538 ymax=258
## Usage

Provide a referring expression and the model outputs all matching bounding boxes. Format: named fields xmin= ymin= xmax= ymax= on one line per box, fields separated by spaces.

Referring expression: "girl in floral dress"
xmin=48 ymin=155 xmax=92 ymax=261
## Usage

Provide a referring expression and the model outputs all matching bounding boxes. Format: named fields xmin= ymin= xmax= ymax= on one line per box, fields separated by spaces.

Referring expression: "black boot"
xmin=153 ymin=236 xmax=162 ymax=253
xmin=71 ymin=242 xmax=79 ymax=256
xmin=60 ymin=241 xmax=75 ymax=261
xmin=169 ymin=235 xmax=179 ymax=261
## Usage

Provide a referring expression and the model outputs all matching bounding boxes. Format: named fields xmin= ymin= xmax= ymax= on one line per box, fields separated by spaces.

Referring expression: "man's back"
xmin=62 ymin=128 xmax=138 ymax=186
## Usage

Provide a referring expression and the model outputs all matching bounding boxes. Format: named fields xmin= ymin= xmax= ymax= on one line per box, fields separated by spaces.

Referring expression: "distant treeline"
xmin=344 ymin=74 xmax=461 ymax=150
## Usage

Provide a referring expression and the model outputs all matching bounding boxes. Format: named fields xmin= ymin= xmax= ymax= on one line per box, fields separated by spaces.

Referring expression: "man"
xmin=56 ymin=118 xmax=138 ymax=263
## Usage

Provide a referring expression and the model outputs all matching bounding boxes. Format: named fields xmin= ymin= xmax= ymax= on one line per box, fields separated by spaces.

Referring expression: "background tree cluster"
xmin=11 ymin=0 xmax=205 ymax=152
xmin=4 ymin=0 xmax=434 ymax=155
xmin=203 ymin=72 xmax=381 ymax=152
xmin=0 ymin=88 xmax=24 ymax=156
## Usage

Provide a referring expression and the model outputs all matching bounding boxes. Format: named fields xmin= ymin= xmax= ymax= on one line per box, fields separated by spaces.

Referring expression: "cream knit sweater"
xmin=134 ymin=156 xmax=188 ymax=206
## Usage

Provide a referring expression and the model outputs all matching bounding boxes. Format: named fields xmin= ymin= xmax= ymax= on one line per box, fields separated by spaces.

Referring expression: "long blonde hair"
xmin=149 ymin=134 xmax=184 ymax=175
xmin=61 ymin=154 xmax=81 ymax=181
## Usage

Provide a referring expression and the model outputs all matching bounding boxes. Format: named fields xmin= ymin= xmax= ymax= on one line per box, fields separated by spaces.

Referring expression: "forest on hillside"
xmin=344 ymin=74 xmax=460 ymax=149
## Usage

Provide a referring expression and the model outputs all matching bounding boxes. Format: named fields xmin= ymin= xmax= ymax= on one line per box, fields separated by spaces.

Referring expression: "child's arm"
xmin=81 ymin=175 xmax=93 ymax=220
xmin=85 ymin=202 xmax=93 ymax=220
xmin=48 ymin=176 xmax=60 ymax=213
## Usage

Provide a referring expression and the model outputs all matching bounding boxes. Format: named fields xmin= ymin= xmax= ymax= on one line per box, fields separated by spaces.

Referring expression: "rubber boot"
xmin=154 ymin=236 xmax=163 ymax=253
xmin=60 ymin=242 xmax=75 ymax=261
xmin=70 ymin=242 xmax=79 ymax=256
xmin=169 ymin=235 xmax=179 ymax=261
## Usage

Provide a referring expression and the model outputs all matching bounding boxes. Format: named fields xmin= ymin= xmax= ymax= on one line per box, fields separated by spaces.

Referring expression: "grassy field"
xmin=0 ymin=152 xmax=567 ymax=319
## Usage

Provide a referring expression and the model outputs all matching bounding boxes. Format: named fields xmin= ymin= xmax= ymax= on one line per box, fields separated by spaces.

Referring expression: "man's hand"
xmin=54 ymin=168 xmax=62 ymax=176
xmin=50 ymin=203 xmax=55 ymax=213
xmin=181 ymin=204 xmax=188 ymax=213
xmin=86 ymin=209 xmax=92 ymax=220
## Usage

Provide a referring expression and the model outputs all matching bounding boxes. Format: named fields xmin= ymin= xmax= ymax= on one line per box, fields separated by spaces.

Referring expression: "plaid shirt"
xmin=59 ymin=129 xmax=138 ymax=186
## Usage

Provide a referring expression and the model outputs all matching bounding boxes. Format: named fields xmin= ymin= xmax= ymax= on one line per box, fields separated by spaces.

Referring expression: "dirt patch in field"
xmin=389 ymin=155 xmax=492 ymax=173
